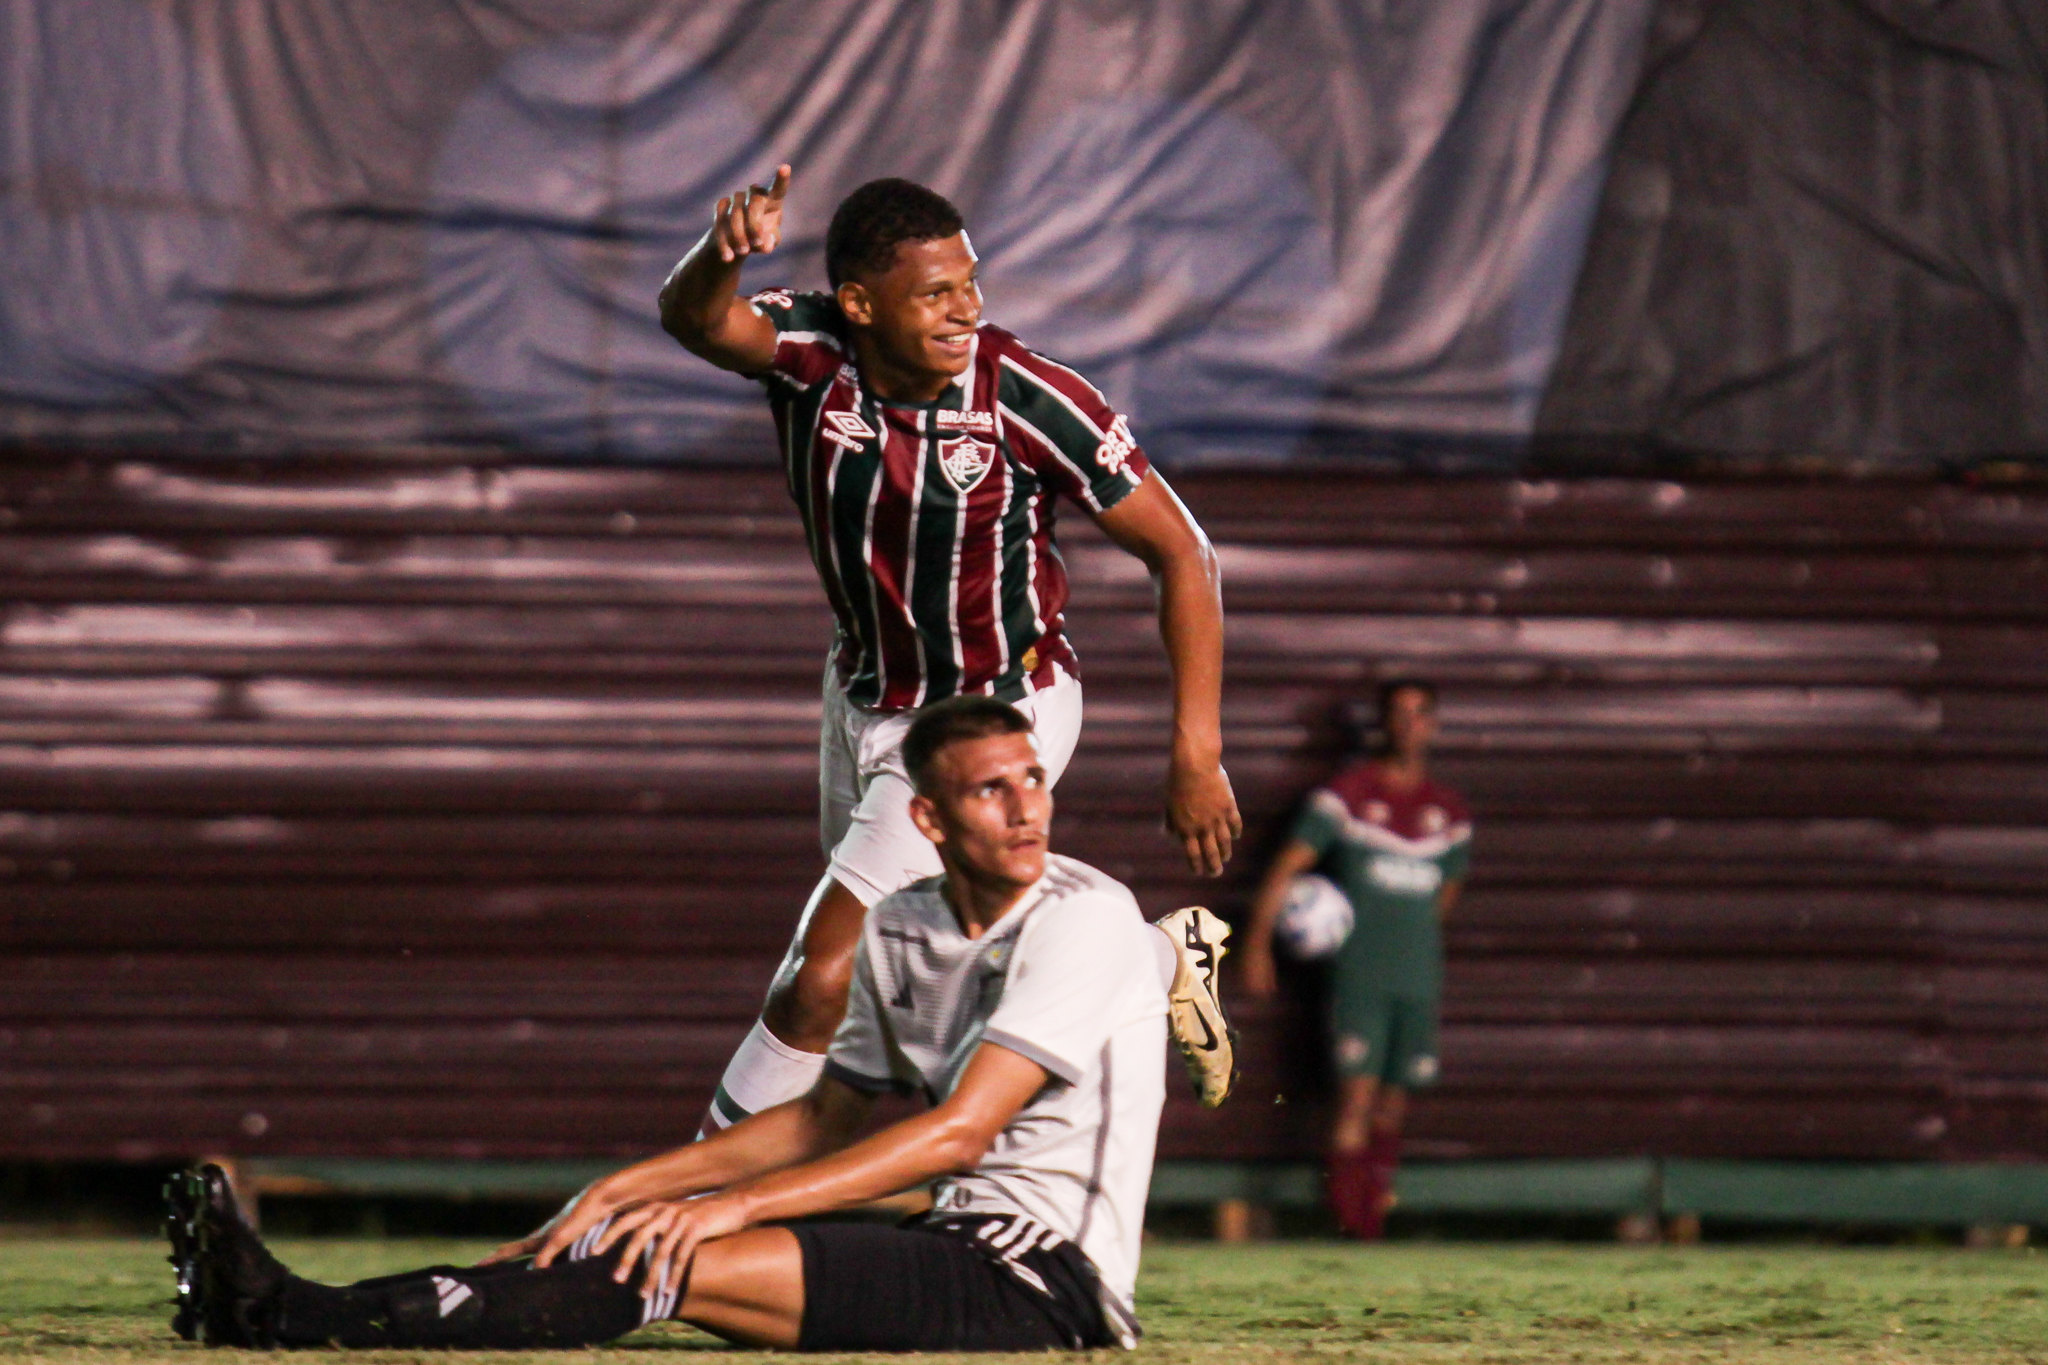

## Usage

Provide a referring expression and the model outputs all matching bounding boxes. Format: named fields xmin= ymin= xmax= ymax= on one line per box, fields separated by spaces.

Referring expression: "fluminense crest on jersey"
xmin=938 ymin=435 xmax=997 ymax=493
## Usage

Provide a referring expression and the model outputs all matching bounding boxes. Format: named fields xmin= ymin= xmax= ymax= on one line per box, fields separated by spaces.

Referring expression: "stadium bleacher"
xmin=2 ymin=452 xmax=2044 ymax=1186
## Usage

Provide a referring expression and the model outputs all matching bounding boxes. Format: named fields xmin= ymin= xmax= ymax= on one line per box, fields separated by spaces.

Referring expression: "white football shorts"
xmin=819 ymin=666 xmax=1083 ymax=907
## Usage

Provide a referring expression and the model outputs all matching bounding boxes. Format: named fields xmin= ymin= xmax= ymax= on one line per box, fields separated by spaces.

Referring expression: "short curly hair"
xmin=825 ymin=178 xmax=965 ymax=287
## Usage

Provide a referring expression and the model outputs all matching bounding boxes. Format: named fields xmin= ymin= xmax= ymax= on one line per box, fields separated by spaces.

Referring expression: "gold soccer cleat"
xmin=1156 ymin=906 xmax=1237 ymax=1107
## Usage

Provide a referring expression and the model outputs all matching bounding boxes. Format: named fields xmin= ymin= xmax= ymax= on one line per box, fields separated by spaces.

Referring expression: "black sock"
xmin=266 ymin=1247 xmax=655 ymax=1349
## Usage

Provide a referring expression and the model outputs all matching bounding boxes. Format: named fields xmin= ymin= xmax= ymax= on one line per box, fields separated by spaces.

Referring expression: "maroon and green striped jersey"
xmin=748 ymin=288 xmax=1151 ymax=712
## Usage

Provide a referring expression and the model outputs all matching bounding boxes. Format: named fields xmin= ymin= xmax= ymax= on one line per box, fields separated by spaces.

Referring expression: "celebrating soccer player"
xmin=167 ymin=698 xmax=1210 ymax=1351
xmin=655 ymin=166 xmax=1241 ymax=1124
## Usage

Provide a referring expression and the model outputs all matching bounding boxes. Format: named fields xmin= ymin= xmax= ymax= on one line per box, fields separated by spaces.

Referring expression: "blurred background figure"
xmin=1240 ymin=681 xmax=1470 ymax=1239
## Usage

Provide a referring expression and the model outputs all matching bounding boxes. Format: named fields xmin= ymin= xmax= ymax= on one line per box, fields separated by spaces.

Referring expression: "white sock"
xmin=698 ymin=1019 xmax=826 ymax=1137
xmin=1149 ymin=920 xmax=1181 ymax=991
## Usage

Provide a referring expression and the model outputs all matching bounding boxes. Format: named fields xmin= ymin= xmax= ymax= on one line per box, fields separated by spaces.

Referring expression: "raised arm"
xmin=656 ymin=163 xmax=789 ymax=374
xmin=1093 ymin=473 xmax=1242 ymax=877
xmin=595 ymin=1042 xmax=1050 ymax=1298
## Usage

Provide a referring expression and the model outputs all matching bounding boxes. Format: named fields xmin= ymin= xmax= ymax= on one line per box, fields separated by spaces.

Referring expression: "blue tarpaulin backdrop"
xmin=4 ymin=0 xmax=2042 ymax=468
xmin=0 ymin=0 xmax=1651 ymax=464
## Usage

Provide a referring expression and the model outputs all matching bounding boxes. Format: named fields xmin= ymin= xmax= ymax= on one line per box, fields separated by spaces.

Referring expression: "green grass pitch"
xmin=1 ymin=1237 xmax=2042 ymax=1362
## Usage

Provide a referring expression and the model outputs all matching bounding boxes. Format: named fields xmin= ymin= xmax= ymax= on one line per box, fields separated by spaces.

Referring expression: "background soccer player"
xmin=656 ymin=166 xmax=1241 ymax=1129
xmin=1239 ymin=680 xmax=1471 ymax=1239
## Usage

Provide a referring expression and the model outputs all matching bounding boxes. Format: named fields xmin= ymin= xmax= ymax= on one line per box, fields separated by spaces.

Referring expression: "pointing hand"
xmin=712 ymin=163 xmax=791 ymax=263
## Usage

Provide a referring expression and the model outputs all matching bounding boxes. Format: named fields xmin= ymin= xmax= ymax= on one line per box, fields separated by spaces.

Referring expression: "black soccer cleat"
xmin=164 ymin=1165 xmax=289 ymax=1347
xmin=163 ymin=1171 xmax=204 ymax=1341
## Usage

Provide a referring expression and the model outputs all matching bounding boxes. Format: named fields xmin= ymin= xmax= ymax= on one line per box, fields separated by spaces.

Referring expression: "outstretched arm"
xmin=656 ymin=163 xmax=789 ymax=374
xmin=596 ymin=1043 xmax=1050 ymax=1298
xmin=1093 ymin=474 xmax=1242 ymax=877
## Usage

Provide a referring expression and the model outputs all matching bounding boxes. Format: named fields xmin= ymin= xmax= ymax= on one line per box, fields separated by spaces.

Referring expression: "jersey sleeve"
xmin=981 ymin=892 xmax=1150 ymax=1086
xmin=1289 ymin=786 xmax=1350 ymax=858
xmin=994 ymin=345 xmax=1151 ymax=515
xmin=823 ymin=934 xmax=908 ymax=1096
xmin=747 ymin=288 xmax=848 ymax=388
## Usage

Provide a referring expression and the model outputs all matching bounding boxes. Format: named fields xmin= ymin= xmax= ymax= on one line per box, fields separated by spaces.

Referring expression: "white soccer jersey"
xmin=824 ymin=853 xmax=1167 ymax=1344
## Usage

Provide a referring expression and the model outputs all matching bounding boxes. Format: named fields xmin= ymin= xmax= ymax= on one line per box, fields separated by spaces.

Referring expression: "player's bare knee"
xmin=677 ymin=1231 xmax=804 ymax=1348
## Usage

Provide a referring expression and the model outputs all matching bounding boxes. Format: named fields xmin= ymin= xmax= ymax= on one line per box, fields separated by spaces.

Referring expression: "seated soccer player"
xmin=165 ymin=696 xmax=1231 ymax=1352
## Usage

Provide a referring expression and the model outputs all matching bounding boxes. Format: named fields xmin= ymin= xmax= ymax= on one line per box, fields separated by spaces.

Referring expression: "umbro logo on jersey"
xmin=821 ymin=410 xmax=877 ymax=452
xmin=938 ymin=435 xmax=997 ymax=493
xmin=750 ymin=289 xmax=794 ymax=310
xmin=934 ymin=409 xmax=996 ymax=434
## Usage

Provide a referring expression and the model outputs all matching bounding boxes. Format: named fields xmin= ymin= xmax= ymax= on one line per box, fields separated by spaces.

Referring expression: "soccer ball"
xmin=1275 ymin=873 xmax=1353 ymax=960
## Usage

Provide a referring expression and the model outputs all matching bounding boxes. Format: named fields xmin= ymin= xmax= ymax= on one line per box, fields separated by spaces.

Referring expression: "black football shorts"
xmin=790 ymin=1213 xmax=1115 ymax=1352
